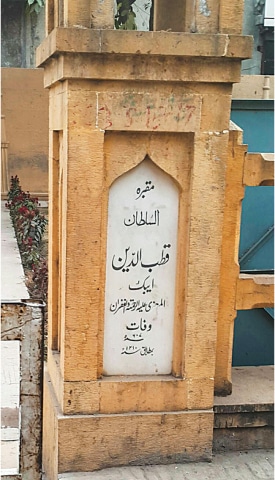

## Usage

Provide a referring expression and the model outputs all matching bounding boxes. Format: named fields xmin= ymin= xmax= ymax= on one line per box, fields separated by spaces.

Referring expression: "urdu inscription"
xmin=103 ymin=158 xmax=179 ymax=375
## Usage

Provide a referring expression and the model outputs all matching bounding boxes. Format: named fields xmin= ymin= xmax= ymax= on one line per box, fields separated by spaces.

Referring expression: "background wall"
xmin=1 ymin=0 xmax=45 ymax=68
xmin=1 ymin=68 xmax=49 ymax=196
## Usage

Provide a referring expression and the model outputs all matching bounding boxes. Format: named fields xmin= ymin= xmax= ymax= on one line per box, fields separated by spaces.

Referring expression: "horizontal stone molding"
xmin=37 ymin=29 xmax=253 ymax=64
xmin=243 ymin=152 xmax=274 ymax=186
xmin=37 ymin=29 xmax=252 ymax=87
xmin=235 ymin=274 xmax=274 ymax=310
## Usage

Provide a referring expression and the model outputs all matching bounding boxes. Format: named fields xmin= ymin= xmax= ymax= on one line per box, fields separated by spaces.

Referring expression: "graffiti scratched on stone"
xmin=98 ymin=92 xmax=201 ymax=132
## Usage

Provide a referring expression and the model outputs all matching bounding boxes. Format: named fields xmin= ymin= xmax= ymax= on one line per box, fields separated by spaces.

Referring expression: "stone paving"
xmin=1 ymin=201 xmax=30 ymax=301
xmin=58 ymin=449 xmax=274 ymax=480
xmin=1 ymin=202 xmax=24 ymax=475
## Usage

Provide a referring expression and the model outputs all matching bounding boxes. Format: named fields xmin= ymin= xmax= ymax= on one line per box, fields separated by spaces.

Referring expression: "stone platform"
xmin=214 ymin=365 xmax=274 ymax=452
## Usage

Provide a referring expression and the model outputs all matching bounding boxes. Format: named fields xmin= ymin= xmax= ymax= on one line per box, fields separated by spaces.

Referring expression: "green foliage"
xmin=26 ymin=0 xmax=45 ymax=14
xmin=115 ymin=0 xmax=137 ymax=30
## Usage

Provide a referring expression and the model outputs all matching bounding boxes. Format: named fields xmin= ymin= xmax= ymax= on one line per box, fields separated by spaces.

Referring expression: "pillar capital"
xmin=37 ymin=28 xmax=252 ymax=87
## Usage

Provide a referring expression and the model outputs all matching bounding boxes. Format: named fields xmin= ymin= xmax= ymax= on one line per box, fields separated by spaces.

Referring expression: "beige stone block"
xmin=200 ymin=94 xmax=231 ymax=132
xmin=62 ymin=129 xmax=105 ymax=381
xmin=244 ymin=153 xmax=275 ymax=186
xmin=64 ymin=0 xmax=91 ymax=28
xmin=36 ymin=28 xmax=253 ymax=69
xmin=97 ymin=91 xmax=202 ymax=132
xmin=46 ymin=0 xmax=54 ymax=35
xmin=232 ymin=75 xmax=275 ymax=100
xmin=46 ymin=351 xmax=64 ymax=407
xmin=219 ymin=0 xmax=244 ymax=34
xmin=214 ymin=126 xmax=247 ymax=395
xmin=90 ymin=0 xmax=114 ymax=29
xmin=154 ymin=0 xmax=186 ymax=32
xmin=61 ymin=54 xmax=244 ymax=85
xmin=67 ymin=87 xmax=97 ymax=129
xmin=42 ymin=371 xmax=59 ymax=480
xmin=190 ymin=0 xmax=219 ymax=34
xmin=236 ymin=274 xmax=274 ymax=310
xmin=58 ymin=410 xmax=213 ymax=472
xmin=187 ymin=378 xmax=214 ymax=410
xmin=40 ymin=52 xmax=247 ymax=88
xmin=43 ymin=56 xmax=65 ymax=89
xmin=63 ymin=380 xmax=100 ymax=414
xmin=184 ymin=132 xmax=228 ymax=379
xmin=99 ymin=377 xmax=188 ymax=414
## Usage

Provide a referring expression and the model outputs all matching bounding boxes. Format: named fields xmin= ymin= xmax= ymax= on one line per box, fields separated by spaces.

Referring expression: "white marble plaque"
xmin=103 ymin=158 xmax=179 ymax=375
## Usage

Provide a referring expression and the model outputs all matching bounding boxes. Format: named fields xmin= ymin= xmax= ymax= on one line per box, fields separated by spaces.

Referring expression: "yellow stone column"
xmin=37 ymin=1 xmax=252 ymax=477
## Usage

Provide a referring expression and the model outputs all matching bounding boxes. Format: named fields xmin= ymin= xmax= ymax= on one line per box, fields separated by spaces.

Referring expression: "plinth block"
xmin=43 ymin=372 xmax=213 ymax=478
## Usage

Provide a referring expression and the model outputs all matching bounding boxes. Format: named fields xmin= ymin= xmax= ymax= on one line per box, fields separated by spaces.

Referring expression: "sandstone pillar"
xmin=37 ymin=1 xmax=252 ymax=477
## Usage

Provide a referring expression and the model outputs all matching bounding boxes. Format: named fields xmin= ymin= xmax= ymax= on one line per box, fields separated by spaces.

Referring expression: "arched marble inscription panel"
xmin=103 ymin=157 xmax=179 ymax=375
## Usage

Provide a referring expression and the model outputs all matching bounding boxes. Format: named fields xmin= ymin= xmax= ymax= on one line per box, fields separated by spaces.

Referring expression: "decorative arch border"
xmin=98 ymin=131 xmax=194 ymax=378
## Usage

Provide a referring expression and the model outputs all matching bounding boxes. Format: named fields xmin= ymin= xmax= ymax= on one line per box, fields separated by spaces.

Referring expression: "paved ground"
xmin=58 ymin=450 xmax=274 ymax=480
xmin=1 ymin=202 xmax=23 ymax=475
xmin=1 ymin=201 xmax=29 ymax=301
xmin=1 ymin=341 xmax=20 ymax=475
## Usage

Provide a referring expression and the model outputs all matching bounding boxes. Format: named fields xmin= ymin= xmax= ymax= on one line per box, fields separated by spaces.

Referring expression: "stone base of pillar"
xmin=43 ymin=370 xmax=213 ymax=479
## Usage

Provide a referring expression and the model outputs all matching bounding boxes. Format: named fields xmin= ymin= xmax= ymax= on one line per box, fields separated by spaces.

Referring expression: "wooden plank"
xmin=236 ymin=274 xmax=274 ymax=310
xmin=243 ymin=152 xmax=274 ymax=186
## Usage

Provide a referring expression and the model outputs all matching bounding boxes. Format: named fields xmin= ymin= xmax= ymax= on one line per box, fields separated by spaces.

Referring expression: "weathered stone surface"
xmin=40 ymin=1 xmax=253 ymax=476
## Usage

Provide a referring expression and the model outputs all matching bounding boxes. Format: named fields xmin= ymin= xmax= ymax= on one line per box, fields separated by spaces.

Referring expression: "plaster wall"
xmin=1 ymin=68 xmax=49 ymax=196
xmin=241 ymin=0 xmax=263 ymax=74
xmin=1 ymin=0 xmax=45 ymax=68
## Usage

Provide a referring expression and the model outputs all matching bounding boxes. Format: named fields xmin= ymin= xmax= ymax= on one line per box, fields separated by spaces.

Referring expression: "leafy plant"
xmin=115 ymin=0 xmax=137 ymax=30
xmin=6 ymin=176 xmax=47 ymax=271
xmin=31 ymin=260 xmax=48 ymax=301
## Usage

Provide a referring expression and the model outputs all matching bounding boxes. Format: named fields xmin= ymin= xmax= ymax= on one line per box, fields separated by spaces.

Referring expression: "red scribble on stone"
xmin=99 ymin=105 xmax=112 ymax=129
xmin=146 ymin=106 xmax=151 ymax=128
xmin=185 ymin=105 xmax=196 ymax=122
xmin=125 ymin=107 xmax=137 ymax=127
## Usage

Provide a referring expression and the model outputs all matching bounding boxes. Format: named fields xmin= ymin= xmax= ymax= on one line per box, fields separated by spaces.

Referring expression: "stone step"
xmin=214 ymin=365 xmax=274 ymax=451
